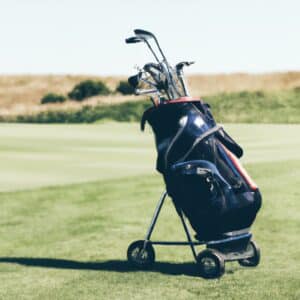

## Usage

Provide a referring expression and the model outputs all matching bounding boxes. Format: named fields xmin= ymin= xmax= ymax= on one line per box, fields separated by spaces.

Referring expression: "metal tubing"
xmin=135 ymin=88 xmax=159 ymax=95
xmin=139 ymin=34 xmax=181 ymax=99
xmin=152 ymin=36 xmax=168 ymax=63
xmin=151 ymin=241 xmax=204 ymax=246
xmin=144 ymin=34 xmax=180 ymax=99
xmin=177 ymin=210 xmax=198 ymax=262
xmin=207 ymin=232 xmax=252 ymax=246
xmin=144 ymin=39 xmax=161 ymax=64
xmin=178 ymin=74 xmax=189 ymax=96
xmin=144 ymin=191 xmax=168 ymax=242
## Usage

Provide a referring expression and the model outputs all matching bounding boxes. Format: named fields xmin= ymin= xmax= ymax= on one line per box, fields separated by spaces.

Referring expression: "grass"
xmin=2 ymin=88 xmax=299 ymax=124
xmin=0 ymin=123 xmax=300 ymax=299
xmin=206 ymin=89 xmax=300 ymax=123
xmin=0 ymin=122 xmax=156 ymax=192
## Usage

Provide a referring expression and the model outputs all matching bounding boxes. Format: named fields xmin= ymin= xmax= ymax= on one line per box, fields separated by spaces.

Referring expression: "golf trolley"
xmin=127 ymin=190 xmax=260 ymax=279
xmin=125 ymin=29 xmax=261 ymax=279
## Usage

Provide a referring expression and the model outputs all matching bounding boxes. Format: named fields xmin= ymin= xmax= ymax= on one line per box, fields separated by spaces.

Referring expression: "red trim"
xmin=167 ymin=97 xmax=201 ymax=104
xmin=222 ymin=145 xmax=258 ymax=191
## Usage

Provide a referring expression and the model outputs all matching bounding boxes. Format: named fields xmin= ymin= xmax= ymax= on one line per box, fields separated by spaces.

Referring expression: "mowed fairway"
xmin=0 ymin=123 xmax=299 ymax=299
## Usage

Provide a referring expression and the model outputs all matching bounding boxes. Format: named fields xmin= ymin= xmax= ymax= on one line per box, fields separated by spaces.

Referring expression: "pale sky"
xmin=0 ymin=0 xmax=299 ymax=75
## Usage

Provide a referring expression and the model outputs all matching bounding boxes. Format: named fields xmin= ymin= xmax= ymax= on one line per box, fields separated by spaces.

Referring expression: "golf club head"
xmin=135 ymin=29 xmax=169 ymax=67
xmin=134 ymin=29 xmax=156 ymax=41
xmin=128 ymin=72 xmax=142 ymax=88
xmin=125 ymin=36 xmax=143 ymax=44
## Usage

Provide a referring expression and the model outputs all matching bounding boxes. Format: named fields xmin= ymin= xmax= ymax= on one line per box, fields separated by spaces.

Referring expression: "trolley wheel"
xmin=127 ymin=240 xmax=155 ymax=269
xmin=197 ymin=249 xmax=225 ymax=279
xmin=238 ymin=240 xmax=260 ymax=267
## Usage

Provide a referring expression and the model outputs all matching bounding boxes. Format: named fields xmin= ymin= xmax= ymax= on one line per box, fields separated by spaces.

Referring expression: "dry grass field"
xmin=188 ymin=72 xmax=300 ymax=96
xmin=0 ymin=75 xmax=140 ymax=116
xmin=0 ymin=72 xmax=299 ymax=116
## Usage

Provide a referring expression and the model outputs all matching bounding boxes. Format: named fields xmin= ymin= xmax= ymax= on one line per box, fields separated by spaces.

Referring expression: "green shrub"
xmin=255 ymin=90 xmax=265 ymax=97
xmin=116 ymin=80 xmax=135 ymax=95
xmin=40 ymin=93 xmax=66 ymax=104
xmin=68 ymin=80 xmax=110 ymax=101
xmin=238 ymin=90 xmax=264 ymax=98
xmin=294 ymin=86 xmax=300 ymax=93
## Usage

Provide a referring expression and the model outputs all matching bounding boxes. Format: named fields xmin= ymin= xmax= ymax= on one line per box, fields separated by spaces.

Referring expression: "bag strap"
xmin=165 ymin=124 xmax=222 ymax=168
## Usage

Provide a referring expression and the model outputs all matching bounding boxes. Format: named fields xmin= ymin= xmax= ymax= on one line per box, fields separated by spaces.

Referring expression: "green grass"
xmin=207 ymin=89 xmax=300 ymax=123
xmin=0 ymin=123 xmax=300 ymax=299
xmin=0 ymin=122 xmax=156 ymax=192
xmin=1 ymin=88 xmax=300 ymax=124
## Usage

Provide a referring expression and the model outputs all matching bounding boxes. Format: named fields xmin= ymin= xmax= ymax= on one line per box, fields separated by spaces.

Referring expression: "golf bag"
xmin=126 ymin=29 xmax=262 ymax=277
xmin=141 ymin=99 xmax=262 ymax=240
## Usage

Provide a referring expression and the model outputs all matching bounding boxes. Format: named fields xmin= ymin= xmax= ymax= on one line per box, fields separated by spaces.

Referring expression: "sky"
xmin=0 ymin=0 xmax=299 ymax=76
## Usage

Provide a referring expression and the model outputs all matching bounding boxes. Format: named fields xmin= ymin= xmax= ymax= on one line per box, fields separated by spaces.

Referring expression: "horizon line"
xmin=1 ymin=70 xmax=300 ymax=77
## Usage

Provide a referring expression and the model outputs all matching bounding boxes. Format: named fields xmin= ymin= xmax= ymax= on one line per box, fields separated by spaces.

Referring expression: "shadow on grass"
xmin=0 ymin=257 xmax=199 ymax=277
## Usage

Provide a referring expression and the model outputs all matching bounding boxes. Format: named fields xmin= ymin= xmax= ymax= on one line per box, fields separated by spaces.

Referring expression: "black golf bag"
xmin=141 ymin=99 xmax=262 ymax=240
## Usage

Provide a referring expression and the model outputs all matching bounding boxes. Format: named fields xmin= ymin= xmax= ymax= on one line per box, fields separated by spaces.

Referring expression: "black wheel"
xmin=127 ymin=240 xmax=155 ymax=269
xmin=238 ymin=240 xmax=260 ymax=267
xmin=197 ymin=249 xmax=225 ymax=279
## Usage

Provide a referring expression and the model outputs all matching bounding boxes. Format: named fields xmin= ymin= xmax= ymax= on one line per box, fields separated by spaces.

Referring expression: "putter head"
xmin=125 ymin=36 xmax=143 ymax=44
